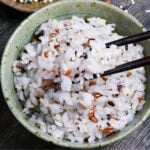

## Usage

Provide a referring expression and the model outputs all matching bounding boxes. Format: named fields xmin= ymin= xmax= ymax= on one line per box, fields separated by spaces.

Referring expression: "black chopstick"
xmin=106 ymin=30 xmax=150 ymax=48
xmin=101 ymin=56 xmax=150 ymax=77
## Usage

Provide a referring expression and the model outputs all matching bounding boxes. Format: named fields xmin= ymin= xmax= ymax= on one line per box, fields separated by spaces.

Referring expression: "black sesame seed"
xmin=84 ymin=77 xmax=88 ymax=81
xmin=85 ymin=18 xmax=89 ymax=23
xmin=72 ymin=81 xmax=80 ymax=84
xmin=84 ymin=54 xmax=88 ymax=59
xmin=75 ymin=51 xmax=77 ymax=55
xmin=74 ymin=73 xmax=79 ymax=78
xmin=93 ymin=74 xmax=97 ymax=79
xmin=107 ymin=122 xmax=111 ymax=126
xmin=38 ymin=30 xmax=45 ymax=37
xmin=79 ymin=53 xmax=88 ymax=59
xmin=84 ymin=137 xmax=89 ymax=142
xmin=133 ymin=43 xmax=137 ymax=46
xmin=24 ymin=49 xmax=28 ymax=53
xmin=108 ymin=101 xmax=115 ymax=107
xmin=55 ymin=75 xmax=59 ymax=78
xmin=66 ymin=42 xmax=70 ymax=46
xmin=117 ymin=85 xmax=123 ymax=91
xmin=76 ymin=81 xmax=80 ymax=83
xmin=83 ymin=53 xmax=88 ymax=58
xmin=107 ymin=114 xmax=111 ymax=120
xmin=89 ymin=48 xmax=92 ymax=51
xmin=125 ymin=111 xmax=128 ymax=115
xmin=81 ymin=70 xmax=85 ymax=73
xmin=83 ymin=53 xmax=88 ymax=59
xmin=122 ymin=5 xmax=128 ymax=10
xmin=75 ymin=91 xmax=79 ymax=93
xmin=54 ymin=89 xmax=58 ymax=92
xmin=21 ymin=68 xmax=26 ymax=73
xmin=36 ymin=30 xmax=45 ymax=38
xmin=112 ymin=94 xmax=119 ymax=98
xmin=106 ymin=44 xmax=110 ymax=48
xmin=70 ymin=58 xmax=73 ymax=61
xmin=125 ymin=44 xmax=128 ymax=50
xmin=78 ymin=118 xmax=82 ymax=121
xmin=33 ymin=30 xmax=45 ymax=42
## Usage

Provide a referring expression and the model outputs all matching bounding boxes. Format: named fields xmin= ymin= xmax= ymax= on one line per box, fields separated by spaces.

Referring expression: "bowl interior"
xmin=1 ymin=0 xmax=150 ymax=149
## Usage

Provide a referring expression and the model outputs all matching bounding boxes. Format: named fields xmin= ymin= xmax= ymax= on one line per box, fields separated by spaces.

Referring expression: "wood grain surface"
xmin=0 ymin=0 xmax=150 ymax=149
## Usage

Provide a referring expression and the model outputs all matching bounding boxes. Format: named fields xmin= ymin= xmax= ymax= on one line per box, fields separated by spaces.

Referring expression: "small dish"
xmin=0 ymin=0 xmax=58 ymax=13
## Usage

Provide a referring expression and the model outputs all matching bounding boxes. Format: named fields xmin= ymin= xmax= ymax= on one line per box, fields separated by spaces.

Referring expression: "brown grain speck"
xmin=54 ymin=45 xmax=60 ymax=50
xmin=88 ymin=108 xmax=95 ymax=117
xmin=89 ymin=81 xmax=97 ymax=86
xmin=102 ymin=126 xmax=115 ymax=135
xmin=55 ymin=28 xmax=60 ymax=33
xmin=138 ymin=97 xmax=145 ymax=103
xmin=49 ymin=33 xmax=57 ymax=38
xmin=101 ymin=76 xmax=108 ymax=81
xmin=127 ymin=72 xmax=132 ymax=77
xmin=65 ymin=69 xmax=72 ymax=77
xmin=90 ymin=116 xmax=98 ymax=123
xmin=44 ymin=51 xmax=49 ymax=58
xmin=42 ymin=79 xmax=55 ymax=91
xmin=93 ymin=92 xmax=103 ymax=101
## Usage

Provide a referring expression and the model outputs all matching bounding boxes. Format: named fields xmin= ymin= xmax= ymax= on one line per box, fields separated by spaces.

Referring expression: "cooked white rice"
xmin=12 ymin=16 xmax=146 ymax=143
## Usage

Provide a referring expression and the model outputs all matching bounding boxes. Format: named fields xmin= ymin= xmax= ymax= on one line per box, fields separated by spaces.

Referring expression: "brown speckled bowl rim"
xmin=1 ymin=0 xmax=150 ymax=149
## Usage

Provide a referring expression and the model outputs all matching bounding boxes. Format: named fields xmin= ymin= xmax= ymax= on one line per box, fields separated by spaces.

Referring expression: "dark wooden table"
xmin=0 ymin=0 xmax=150 ymax=149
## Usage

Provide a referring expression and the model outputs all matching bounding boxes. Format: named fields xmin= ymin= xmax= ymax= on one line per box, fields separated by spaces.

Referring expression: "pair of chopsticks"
xmin=100 ymin=30 xmax=150 ymax=77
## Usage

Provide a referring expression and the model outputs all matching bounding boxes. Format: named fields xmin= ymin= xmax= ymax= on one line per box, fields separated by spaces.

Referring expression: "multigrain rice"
xmin=13 ymin=16 xmax=146 ymax=143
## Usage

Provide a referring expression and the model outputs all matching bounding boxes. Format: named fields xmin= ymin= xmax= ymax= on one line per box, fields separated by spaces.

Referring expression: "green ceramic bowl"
xmin=1 ymin=0 xmax=150 ymax=149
